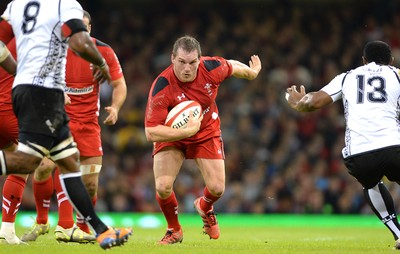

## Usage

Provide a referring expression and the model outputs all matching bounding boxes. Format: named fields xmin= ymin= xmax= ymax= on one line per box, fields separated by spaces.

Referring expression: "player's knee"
xmin=83 ymin=181 xmax=98 ymax=197
xmin=35 ymin=158 xmax=55 ymax=180
xmin=207 ymin=184 xmax=225 ymax=197
xmin=155 ymin=182 xmax=173 ymax=197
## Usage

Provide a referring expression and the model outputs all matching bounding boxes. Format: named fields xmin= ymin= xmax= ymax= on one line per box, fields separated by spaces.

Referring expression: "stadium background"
xmin=0 ymin=0 xmax=399 ymax=216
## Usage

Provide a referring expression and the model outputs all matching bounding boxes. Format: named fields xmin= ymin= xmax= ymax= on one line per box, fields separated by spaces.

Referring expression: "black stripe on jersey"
xmin=341 ymin=71 xmax=350 ymax=88
xmin=95 ymin=39 xmax=111 ymax=48
xmin=388 ymin=67 xmax=400 ymax=84
xmin=152 ymin=77 xmax=169 ymax=97
xmin=204 ymin=60 xmax=221 ymax=72
xmin=64 ymin=19 xmax=87 ymax=37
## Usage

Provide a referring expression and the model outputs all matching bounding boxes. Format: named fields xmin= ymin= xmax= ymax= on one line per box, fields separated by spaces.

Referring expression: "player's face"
xmin=172 ymin=48 xmax=200 ymax=83
xmin=83 ymin=16 xmax=91 ymax=33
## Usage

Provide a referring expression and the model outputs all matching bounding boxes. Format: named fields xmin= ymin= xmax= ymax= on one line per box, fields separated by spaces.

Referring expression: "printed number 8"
xmin=22 ymin=1 xmax=40 ymax=34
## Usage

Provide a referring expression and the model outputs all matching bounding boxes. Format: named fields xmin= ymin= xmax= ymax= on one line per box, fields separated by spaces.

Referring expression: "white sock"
xmin=0 ymin=222 xmax=15 ymax=233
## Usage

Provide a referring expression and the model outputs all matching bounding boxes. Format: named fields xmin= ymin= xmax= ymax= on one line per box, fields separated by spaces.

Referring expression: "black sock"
xmin=364 ymin=182 xmax=400 ymax=240
xmin=59 ymin=172 xmax=108 ymax=235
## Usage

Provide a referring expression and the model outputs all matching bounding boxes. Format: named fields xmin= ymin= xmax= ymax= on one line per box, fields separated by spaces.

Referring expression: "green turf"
xmin=1 ymin=213 xmax=397 ymax=254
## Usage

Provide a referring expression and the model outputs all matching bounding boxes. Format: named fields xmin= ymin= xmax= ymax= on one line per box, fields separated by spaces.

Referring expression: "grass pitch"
xmin=1 ymin=213 xmax=397 ymax=254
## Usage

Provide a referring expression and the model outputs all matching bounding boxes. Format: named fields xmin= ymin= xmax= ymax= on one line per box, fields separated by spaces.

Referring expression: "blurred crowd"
xmin=3 ymin=0 xmax=400 ymax=215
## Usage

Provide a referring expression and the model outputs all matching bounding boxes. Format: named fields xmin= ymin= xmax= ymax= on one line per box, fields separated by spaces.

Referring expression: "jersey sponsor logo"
xmin=65 ymin=85 xmax=94 ymax=95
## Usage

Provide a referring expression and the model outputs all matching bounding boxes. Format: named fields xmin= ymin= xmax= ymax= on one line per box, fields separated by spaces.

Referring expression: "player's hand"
xmin=249 ymin=55 xmax=261 ymax=77
xmin=185 ymin=110 xmax=203 ymax=137
xmin=93 ymin=61 xmax=111 ymax=84
xmin=64 ymin=93 xmax=71 ymax=105
xmin=286 ymin=85 xmax=306 ymax=109
xmin=103 ymin=106 xmax=118 ymax=125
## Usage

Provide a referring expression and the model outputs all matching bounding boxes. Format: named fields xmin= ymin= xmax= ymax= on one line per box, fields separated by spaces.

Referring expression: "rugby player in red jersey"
xmin=145 ymin=35 xmax=261 ymax=244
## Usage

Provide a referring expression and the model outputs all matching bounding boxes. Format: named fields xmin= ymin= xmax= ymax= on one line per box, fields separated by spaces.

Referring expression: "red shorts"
xmin=0 ymin=112 xmax=18 ymax=147
xmin=69 ymin=120 xmax=102 ymax=157
xmin=153 ymin=136 xmax=225 ymax=159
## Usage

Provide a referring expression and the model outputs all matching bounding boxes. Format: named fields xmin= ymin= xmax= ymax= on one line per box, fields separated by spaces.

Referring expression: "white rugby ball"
xmin=165 ymin=100 xmax=202 ymax=129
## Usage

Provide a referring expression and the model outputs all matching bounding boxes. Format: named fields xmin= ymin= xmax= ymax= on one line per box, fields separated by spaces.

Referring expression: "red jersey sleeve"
xmin=202 ymin=56 xmax=233 ymax=84
xmin=96 ymin=39 xmax=123 ymax=81
xmin=145 ymin=75 xmax=172 ymax=128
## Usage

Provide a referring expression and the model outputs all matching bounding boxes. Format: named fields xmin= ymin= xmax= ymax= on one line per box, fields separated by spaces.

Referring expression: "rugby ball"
xmin=165 ymin=100 xmax=202 ymax=129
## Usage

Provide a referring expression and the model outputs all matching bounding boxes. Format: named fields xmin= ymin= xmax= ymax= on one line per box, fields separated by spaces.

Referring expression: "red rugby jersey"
xmin=65 ymin=38 xmax=123 ymax=122
xmin=145 ymin=56 xmax=232 ymax=142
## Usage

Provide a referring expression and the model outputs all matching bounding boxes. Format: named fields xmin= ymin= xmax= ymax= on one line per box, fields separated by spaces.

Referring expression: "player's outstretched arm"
xmin=228 ymin=55 xmax=261 ymax=80
xmin=104 ymin=76 xmax=127 ymax=125
xmin=286 ymin=85 xmax=332 ymax=112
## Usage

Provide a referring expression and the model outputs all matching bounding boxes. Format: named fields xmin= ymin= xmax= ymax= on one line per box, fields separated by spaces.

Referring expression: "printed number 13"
xmin=356 ymin=75 xmax=387 ymax=103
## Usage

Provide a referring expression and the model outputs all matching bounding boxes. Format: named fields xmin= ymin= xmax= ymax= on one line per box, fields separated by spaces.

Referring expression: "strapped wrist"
xmin=98 ymin=58 xmax=106 ymax=69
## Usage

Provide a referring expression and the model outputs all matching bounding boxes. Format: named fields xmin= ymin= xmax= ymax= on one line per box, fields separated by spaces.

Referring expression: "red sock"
xmin=53 ymin=168 xmax=74 ymax=229
xmin=33 ymin=174 xmax=54 ymax=224
xmin=2 ymin=175 xmax=26 ymax=223
xmin=156 ymin=192 xmax=181 ymax=231
xmin=76 ymin=195 xmax=96 ymax=233
xmin=200 ymin=187 xmax=220 ymax=212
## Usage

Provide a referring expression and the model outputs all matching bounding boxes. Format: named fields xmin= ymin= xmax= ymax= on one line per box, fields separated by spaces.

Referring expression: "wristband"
xmin=99 ymin=58 xmax=106 ymax=69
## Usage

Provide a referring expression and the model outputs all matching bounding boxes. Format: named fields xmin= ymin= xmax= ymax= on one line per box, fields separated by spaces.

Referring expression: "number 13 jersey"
xmin=322 ymin=62 xmax=400 ymax=158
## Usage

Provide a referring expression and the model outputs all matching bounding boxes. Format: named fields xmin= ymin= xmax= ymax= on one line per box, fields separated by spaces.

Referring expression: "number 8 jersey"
xmin=321 ymin=62 xmax=400 ymax=158
xmin=1 ymin=0 xmax=83 ymax=91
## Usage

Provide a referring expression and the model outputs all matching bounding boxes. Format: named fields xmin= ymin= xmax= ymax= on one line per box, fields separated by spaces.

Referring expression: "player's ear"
xmin=391 ymin=56 xmax=394 ymax=65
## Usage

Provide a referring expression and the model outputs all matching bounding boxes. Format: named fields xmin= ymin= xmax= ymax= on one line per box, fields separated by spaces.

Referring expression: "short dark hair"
xmin=172 ymin=36 xmax=201 ymax=58
xmin=363 ymin=41 xmax=392 ymax=65
xmin=83 ymin=10 xmax=92 ymax=25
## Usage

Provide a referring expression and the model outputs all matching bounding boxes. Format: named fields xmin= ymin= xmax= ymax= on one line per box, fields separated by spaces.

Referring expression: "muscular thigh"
xmin=153 ymin=147 xmax=184 ymax=180
xmin=196 ymin=158 xmax=225 ymax=188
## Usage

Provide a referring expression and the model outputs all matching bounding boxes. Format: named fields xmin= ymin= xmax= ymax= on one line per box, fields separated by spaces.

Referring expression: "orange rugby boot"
xmin=194 ymin=197 xmax=220 ymax=239
xmin=158 ymin=228 xmax=183 ymax=244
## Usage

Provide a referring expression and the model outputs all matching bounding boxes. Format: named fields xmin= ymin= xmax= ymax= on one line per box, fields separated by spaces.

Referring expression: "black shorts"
xmin=12 ymin=85 xmax=71 ymax=150
xmin=343 ymin=146 xmax=400 ymax=189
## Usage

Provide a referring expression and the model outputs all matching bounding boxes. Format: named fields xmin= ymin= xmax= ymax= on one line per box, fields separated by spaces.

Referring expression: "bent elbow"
xmin=145 ymin=129 xmax=155 ymax=142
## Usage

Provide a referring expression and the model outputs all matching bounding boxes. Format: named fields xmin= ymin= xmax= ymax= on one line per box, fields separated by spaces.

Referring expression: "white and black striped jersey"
xmin=1 ymin=0 xmax=83 ymax=90
xmin=321 ymin=62 xmax=400 ymax=158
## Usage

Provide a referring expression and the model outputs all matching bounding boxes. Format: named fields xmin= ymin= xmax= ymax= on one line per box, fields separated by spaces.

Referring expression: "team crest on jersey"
xmin=204 ymin=83 xmax=213 ymax=96
xmin=65 ymin=85 xmax=94 ymax=95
